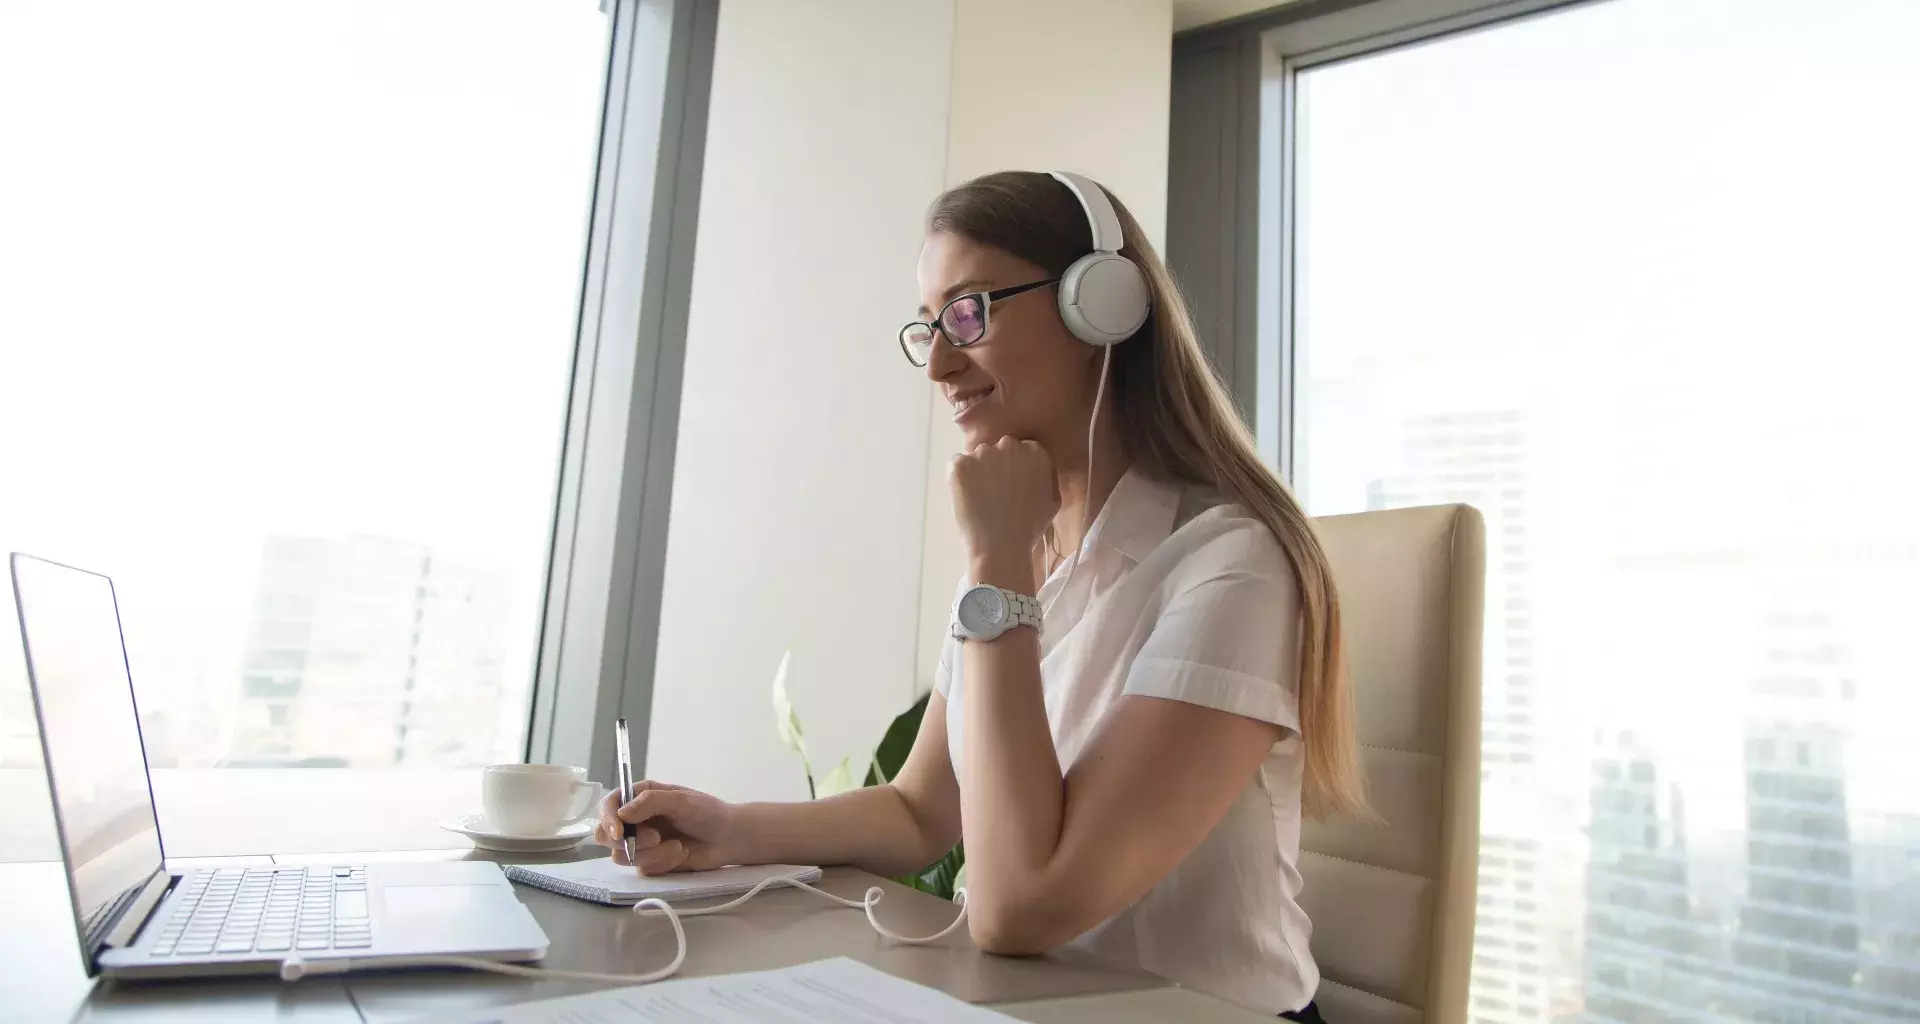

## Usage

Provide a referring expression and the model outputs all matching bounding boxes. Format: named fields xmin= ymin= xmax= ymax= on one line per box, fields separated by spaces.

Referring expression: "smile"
xmin=950 ymin=387 xmax=993 ymax=420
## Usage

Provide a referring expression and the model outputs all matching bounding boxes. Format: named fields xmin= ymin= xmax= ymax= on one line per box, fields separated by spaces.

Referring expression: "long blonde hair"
xmin=930 ymin=171 xmax=1367 ymax=819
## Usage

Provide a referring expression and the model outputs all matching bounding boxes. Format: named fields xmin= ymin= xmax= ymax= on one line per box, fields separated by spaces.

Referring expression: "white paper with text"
xmin=410 ymin=956 xmax=1017 ymax=1023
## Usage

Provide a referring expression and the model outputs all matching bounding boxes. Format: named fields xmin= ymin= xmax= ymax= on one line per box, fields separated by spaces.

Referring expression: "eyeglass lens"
xmin=900 ymin=294 xmax=989 ymax=366
xmin=938 ymin=295 xmax=986 ymax=346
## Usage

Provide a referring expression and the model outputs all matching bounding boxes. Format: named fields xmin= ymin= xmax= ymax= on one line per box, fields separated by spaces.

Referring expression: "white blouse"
xmin=934 ymin=467 xmax=1317 ymax=1015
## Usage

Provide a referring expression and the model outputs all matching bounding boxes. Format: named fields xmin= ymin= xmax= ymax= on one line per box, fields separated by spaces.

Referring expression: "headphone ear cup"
xmin=1057 ymin=253 xmax=1151 ymax=347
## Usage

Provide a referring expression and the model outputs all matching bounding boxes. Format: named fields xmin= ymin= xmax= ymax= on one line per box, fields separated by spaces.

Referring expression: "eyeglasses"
xmin=898 ymin=278 xmax=1058 ymax=367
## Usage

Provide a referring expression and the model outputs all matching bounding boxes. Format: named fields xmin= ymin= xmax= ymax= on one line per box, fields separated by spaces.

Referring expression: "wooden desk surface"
xmin=1 ymin=848 xmax=1273 ymax=1023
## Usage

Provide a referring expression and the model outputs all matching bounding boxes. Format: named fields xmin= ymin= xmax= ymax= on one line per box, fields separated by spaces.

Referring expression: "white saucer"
xmin=438 ymin=813 xmax=597 ymax=853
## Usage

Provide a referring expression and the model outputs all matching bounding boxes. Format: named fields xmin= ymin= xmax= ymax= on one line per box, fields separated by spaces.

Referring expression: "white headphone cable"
xmin=278 ymin=875 xmax=968 ymax=983
xmin=285 ymin=300 xmax=1105 ymax=989
xmin=1043 ymin=343 xmax=1113 ymax=619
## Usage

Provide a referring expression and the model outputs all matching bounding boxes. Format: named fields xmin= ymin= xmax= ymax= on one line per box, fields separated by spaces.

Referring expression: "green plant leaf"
xmin=815 ymin=755 xmax=858 ymax=799
xmin=864 ymin=691 xmax=930 ymax=787
xmin=919 ymin=843 xmax=966 ymax=903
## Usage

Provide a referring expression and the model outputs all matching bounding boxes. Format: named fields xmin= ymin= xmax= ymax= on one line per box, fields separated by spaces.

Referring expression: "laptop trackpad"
xmin=377 ymin=882 xmax=521 ymax=949
xmin=382 ymin=883 xmax=495 ymax=918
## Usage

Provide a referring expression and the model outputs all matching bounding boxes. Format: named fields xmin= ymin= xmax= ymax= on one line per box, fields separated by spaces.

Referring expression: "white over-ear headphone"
xmin=1048 ymin=171 xmax=1151 ymax=347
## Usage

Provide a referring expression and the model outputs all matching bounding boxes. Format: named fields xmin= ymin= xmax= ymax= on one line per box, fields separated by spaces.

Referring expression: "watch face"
xmin=957 ymin=586 xmax=1008 ymax=634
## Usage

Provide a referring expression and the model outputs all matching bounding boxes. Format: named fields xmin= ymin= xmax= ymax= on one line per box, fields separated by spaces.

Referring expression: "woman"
xmin=595 ymin=170 xmax=1365 ymax=1021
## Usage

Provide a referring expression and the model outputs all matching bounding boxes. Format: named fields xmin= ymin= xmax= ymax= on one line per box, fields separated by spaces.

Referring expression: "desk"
xmin=1 ymin=850 xmax=1276 ymax=1023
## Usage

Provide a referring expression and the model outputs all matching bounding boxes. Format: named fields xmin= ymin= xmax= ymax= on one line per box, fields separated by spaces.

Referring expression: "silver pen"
xmin=614 ymin=718 xmax=637 ymax=865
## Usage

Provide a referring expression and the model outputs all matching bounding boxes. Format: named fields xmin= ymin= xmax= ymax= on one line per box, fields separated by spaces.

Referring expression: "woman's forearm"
xmin=732 ymin=783 xmax=952 ymax=878
xmin=958 ymin=554 xmax=1068 ymax=939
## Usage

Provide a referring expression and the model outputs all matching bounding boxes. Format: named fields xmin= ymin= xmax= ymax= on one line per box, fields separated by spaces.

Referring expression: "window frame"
xmin=1172 ymin=0 xmax=1598 ymax=486
xmin=1267 ymin=0 xmax=1597 ymax=491
xmin=524 ymin=0 xmax=717 ymax=785
xmin=1262 ymin=0 xmax=1593 ymax=493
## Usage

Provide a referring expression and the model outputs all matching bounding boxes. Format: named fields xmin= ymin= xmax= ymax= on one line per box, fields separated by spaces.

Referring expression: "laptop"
xmin=9 ymin=552 xmax=551 ymax=980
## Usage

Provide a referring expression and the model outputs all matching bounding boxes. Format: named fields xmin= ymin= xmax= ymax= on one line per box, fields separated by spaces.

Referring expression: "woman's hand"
xmin=595 ymin=781 xmax=741 ymax=875
xmin=950 ymin=436 xmax=1058 ymax=583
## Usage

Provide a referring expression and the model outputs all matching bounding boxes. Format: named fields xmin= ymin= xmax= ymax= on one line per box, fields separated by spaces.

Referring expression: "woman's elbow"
xmin=886 ymin=784 xmax=962 ymax=867
xmin=966 ymin=894 xmax=1074 ymax=957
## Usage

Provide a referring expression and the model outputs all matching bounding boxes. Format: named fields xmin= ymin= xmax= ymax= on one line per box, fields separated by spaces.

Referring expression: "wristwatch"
xmin=951 ymin=584 xmax=1043 ymax=643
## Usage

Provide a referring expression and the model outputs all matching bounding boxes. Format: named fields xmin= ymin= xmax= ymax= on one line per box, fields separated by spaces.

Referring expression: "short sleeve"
xmin=932 ymin=574 xmax=968 ymax=698
xmin=1122 ymin=564 xmax=1302 ymax=732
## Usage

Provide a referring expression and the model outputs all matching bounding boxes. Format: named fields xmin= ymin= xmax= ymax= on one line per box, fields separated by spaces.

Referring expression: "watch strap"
xmin=1005 ymin=590 xmax=1042 ymax=631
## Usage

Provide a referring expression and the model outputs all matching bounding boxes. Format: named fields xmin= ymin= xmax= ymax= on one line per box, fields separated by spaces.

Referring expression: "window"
xmin=1279 ymin=0 xmax=1920 ymax=1020
xmin=1 ymin=2 xmax=608 ymax=856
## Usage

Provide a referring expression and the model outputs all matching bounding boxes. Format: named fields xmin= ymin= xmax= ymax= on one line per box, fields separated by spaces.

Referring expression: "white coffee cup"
xmin=481 ymin=764 xmax=603 ymax=836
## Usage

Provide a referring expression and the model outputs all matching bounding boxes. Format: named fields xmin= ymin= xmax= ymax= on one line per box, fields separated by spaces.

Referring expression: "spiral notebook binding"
xmin=504 ymin=864 xmax=617 ymax=904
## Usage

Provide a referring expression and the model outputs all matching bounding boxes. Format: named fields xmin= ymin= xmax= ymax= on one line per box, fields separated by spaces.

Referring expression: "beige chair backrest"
xmin=1301 ymin=504 xmax=1484 ymax=1024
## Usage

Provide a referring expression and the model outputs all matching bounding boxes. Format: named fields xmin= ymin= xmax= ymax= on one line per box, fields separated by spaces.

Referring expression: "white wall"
xmin=647 ymin=0 xmax=955 ymax=800
xmin=648 ymin=0 xmax=1173 ymax=801
xmin=945 ymin=0 xmax=1172 ymax=241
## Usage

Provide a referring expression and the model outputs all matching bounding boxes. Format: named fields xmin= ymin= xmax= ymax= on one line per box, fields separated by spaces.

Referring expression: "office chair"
xmin=1301 ymin=504 xmax=1485 ymax=1024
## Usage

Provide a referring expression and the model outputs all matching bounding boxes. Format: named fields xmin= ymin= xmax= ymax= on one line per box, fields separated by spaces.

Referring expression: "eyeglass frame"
xmin=898 ymin=277 xmax=1059 ymax=367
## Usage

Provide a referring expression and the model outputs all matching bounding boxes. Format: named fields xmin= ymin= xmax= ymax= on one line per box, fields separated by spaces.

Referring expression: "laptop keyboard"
xmin=150 ymin=865 xmax=371 ymax=957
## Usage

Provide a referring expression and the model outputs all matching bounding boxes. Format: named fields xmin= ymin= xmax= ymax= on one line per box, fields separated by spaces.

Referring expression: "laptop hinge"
xmin=103 ymin=871 xmax=173 ymax=949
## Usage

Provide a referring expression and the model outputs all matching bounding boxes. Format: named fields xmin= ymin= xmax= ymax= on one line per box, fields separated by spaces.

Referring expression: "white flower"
xmin=814 ymin=755 xmax=857 ymax=799
xmin=771 ymin=649 xmax=809 ymax=763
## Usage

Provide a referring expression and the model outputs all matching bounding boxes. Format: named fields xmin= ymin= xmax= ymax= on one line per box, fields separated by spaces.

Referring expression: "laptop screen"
xmin=10 ymin=554 xmax=165 ymax=958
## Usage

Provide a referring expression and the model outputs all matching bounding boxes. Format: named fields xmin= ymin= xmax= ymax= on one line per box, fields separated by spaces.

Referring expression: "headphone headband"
xmin=1043 ymin=171 xmax=1150 ymax=347
xmin=1049 ymin=171 xmax=1126 ymax=254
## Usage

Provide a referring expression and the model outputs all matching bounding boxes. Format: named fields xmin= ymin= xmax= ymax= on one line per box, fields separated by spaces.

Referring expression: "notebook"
xmin=504 ymin=858 xmax=824 ymax=906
